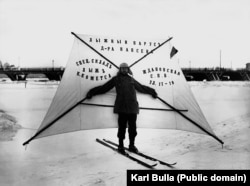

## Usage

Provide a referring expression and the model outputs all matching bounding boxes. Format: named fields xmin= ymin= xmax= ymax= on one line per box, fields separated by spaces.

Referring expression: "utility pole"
xmin=18 ymin=56 xmax=20 ymax=69
xmin=52 ymin=59 xmax=54 ymax=70
xmin=220 ymin=50 xmax=222 ymax=70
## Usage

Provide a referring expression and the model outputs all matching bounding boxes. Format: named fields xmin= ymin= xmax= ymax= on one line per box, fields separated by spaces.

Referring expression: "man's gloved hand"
xmin=86 ymin=92 xmax=92 ymax=99
xmin=152 ymin=90 xmax=158 ymax=99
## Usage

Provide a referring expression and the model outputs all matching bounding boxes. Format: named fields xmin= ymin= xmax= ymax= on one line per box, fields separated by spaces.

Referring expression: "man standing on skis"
xmin=86 ymin=63 xmax=157 ymax=154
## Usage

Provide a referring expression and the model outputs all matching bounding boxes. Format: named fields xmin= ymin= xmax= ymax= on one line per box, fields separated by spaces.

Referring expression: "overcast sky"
xmin=0 ymin=0 xmax=250 ymax=68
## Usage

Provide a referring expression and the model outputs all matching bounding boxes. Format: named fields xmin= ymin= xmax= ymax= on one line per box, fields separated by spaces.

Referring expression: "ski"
xmin=103 ymin=138 xmax=177 ymax=168
xmin=96 ymin=138 xmax=157 ymax=169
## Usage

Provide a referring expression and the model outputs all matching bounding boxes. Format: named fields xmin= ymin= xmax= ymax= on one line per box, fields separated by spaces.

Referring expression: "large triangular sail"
xmin=23 ymin=33 xmax=223 ymax=146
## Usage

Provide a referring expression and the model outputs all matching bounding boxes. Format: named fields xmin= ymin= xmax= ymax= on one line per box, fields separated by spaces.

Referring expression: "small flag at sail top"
xmin=170 ymin=46 xmax=178 ymax=58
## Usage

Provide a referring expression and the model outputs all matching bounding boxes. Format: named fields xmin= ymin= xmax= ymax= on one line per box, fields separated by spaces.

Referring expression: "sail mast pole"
xmin=24 ymin=32 xmax=120 ymax=145
xmin=71 ymin=32 xmax=119 ymax=69
xmin=157 ymin=96 xmax=224 ymax=145
xmin=23 ymin=97 xmax=88 ymax=146
xmin=129 ymin=37 xmax=173 ymax=68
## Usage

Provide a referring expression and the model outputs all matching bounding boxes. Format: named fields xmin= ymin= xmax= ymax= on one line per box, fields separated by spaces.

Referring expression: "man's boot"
xmin=118 ymin=139 xmax=125 ymax=154
xmin=129 ymin=138 xmax=138 ymax=153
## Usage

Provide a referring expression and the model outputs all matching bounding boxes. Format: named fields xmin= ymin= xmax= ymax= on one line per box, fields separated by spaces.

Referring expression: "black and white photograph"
xmin=0 ymin=0 xmax=250 ymax=185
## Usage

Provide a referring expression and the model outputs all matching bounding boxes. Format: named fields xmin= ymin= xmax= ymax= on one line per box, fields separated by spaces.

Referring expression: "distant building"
xmin=246 ymin=63 xmax=250 ymax=71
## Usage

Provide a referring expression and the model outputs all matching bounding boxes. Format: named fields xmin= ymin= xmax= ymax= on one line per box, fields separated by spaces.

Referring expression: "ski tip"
xmin=169 ymin=162 xmax=177 ymax=165
xmin=152 ymin=163 xmax=158 ymax=167
xmin=159 ymin=161 xmax=177 ymax=167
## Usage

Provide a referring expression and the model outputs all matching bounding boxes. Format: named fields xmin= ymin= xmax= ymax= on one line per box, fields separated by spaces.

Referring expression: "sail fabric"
xmin=28 ymin=33 xmax=221 ymax=144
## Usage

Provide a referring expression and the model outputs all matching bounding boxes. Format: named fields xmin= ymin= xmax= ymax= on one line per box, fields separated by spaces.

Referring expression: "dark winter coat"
xmin=87 ymin=73 xmax=157 ymax=114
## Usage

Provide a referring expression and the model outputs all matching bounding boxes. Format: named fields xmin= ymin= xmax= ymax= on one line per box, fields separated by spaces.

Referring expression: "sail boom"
xmin=81 ymin=102 xmax=188 ymax=112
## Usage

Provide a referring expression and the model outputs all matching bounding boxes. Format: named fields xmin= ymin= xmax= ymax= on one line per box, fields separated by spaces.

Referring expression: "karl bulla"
xmin=131 ymin=174 xmax=174 ymax=182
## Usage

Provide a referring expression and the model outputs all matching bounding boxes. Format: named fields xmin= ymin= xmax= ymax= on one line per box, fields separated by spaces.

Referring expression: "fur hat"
xmin=119 ymin=63 xmax=133 ymax=75
xmin=119 ymin=63 xmax=129 ymax=68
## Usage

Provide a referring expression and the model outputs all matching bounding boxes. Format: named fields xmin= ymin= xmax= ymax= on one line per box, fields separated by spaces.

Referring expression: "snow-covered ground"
xmin=0 ymin=80 xmax=249 ymax=186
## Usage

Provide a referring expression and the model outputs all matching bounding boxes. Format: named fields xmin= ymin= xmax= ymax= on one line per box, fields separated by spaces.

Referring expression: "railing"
xmin=0 ymin=67 xmax=65 ymax=72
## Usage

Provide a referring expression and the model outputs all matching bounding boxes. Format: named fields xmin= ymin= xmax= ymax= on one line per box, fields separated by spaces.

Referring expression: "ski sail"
xmin=23 ymin=32 xmax=223 ymax=145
